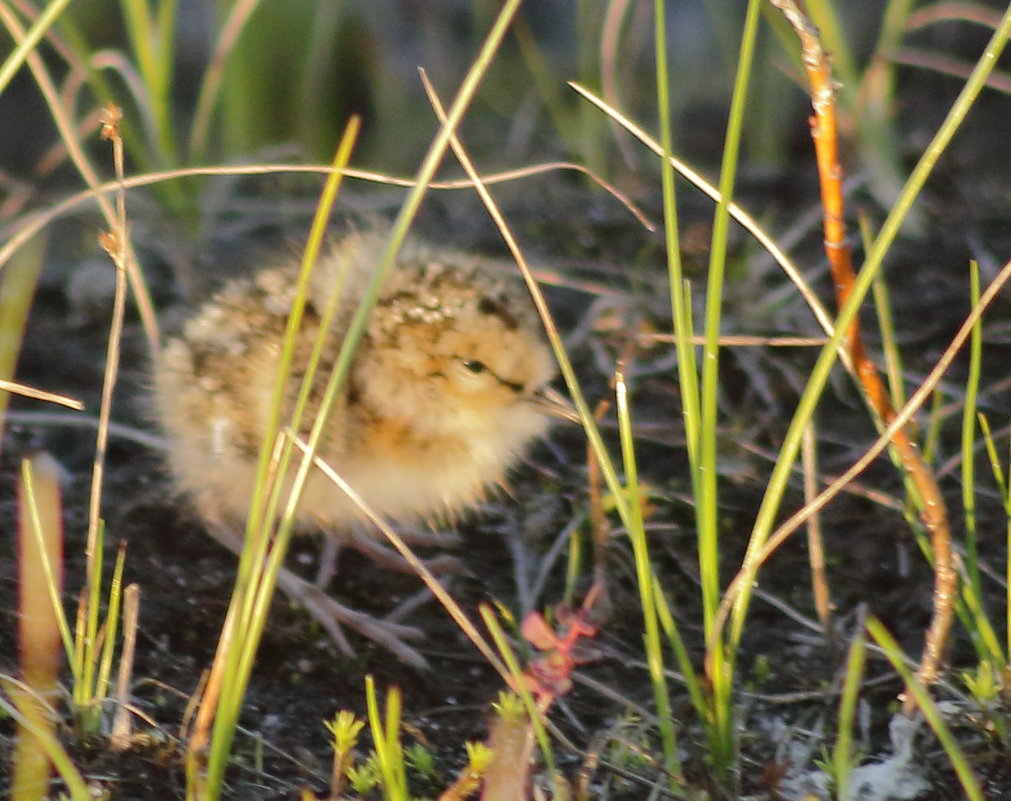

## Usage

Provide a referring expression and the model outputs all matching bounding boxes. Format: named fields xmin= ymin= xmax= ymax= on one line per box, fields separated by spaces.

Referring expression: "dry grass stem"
xmin=0 ymin=380 xmax=83 ymax=410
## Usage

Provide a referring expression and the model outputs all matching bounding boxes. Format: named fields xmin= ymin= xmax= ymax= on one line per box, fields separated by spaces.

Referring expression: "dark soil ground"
xmin=6 ymin=18 xmax=1011 ymax=801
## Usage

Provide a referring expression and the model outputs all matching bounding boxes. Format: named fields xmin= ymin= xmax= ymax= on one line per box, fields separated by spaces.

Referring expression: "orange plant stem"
xmin=772 ymin=0 xmax=955 ymax=707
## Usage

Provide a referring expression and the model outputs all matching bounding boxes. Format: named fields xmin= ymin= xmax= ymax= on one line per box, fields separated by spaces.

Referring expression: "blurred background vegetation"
xmin=1 ymin=0 xmax=918 ymax=193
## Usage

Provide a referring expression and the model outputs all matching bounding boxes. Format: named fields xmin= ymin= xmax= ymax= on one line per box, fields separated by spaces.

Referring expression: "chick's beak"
xmin=529 ymin=385 xmax=581 ymax=423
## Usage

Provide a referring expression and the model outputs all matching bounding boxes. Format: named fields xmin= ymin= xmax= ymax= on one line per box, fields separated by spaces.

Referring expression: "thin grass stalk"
xmin=71 ymin=520 xmax=102 ymax=724
xmin=614 ymin=368 xmax=681 ymax=784
xmin=697 ymin=0 xmax=764 ymax=778
xmin=652 ymin=582 xmax=706 ymax=718
xmin=952 ymin=557 xmax=1003 ymax=667
xmin=923 ymin=390 xmax=944 ymax=465
xmin=946 ymin=313 xmax=1002 ymax=663
xmin=652 ymin=0 xmax=699 ymax=471
xmin=92 ymin=543 xmax=127 ymax=709
xmin=564 ymin=522 xmax=582 ymax=608
xmin=832 ymin=627 xmax=866 ymax=801
xmin=802 ymin=422 xmax=832 ymax=635
xmin=700 ymin=0 xmax=761 ymax=632
xmin=962 ymin=262 xmax=983 ymax=600
xmin=975 ymin=414 xmax=1011 ymax=663
xmin=870 ymin=270 xmax=907 ymax=415
xmin=0 ymin=159 xmax=647 ymax=280
xmin=945 ymin=263 xmax=1001 ymax=665
xmin=72 ymin=107 xmax=131 ymax=732
xmin=978 ymin=416 xmax=1007 ymax=498
xmin=867 ymin=619 xmax=985 ymax=801
xmin=479 ymin=606 xmax=557 ymax=780
xmin=567 ymin=82 xmax=838 ymax=339
xmin=18 ymin=457 xmax=73 ymax=664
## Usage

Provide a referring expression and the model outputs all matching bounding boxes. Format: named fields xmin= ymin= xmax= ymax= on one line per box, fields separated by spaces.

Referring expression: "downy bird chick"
xmin=152 ymin=230 xmax=570 ymax=666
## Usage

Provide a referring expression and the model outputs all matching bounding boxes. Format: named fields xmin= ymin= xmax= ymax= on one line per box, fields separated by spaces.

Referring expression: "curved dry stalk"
xmin=772 ymin=0 xmax=955 ymax=705
xmin=568 ymin=81 xmax=841 ymax=352
xmin=0 ymin=160 xmax=650 ymax=281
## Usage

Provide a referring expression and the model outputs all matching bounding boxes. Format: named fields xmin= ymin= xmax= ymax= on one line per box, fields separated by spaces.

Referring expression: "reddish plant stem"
xmin=772 ymin=0 xmax=955 ymax=709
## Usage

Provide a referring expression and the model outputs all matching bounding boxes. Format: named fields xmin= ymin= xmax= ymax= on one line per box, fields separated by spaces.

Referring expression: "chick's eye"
xmin=461 ymin=359 xmax=487 ymax=374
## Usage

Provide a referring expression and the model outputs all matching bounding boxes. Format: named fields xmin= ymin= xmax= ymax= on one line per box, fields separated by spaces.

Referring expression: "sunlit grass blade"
xmin=831 ymin=626 xmax=866 ymax=801
xmin=614 ymin=366 xmax=681 ymax=783
xmin=365 ymin=677 xmax=408 ymax=801
xmin=0 ymin=0 xmax=75 ymax=96
xmin=867 ymin=619 xmax=985 ymax=801
xmin=479 ymin=606 xmax=557 ymax=781
xmin=961 ymin=262 xmax=983 ymax=601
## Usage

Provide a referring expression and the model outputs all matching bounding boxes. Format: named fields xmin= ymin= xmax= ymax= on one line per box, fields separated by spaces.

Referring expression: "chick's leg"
xmin=206 ymin=524 xmax=429 ymax=669
xmin=275 ymin=567 xmax=428 ymax=669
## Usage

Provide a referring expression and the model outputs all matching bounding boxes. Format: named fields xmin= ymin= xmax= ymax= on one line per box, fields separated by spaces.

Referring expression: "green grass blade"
xmin=615 ymin=368 xmax=681 ymax=784
xmin=867 ymin=619 xmax=985 ymax=801
xmin=0 ymin=0 xmax=75 ymax=97
xmin=832 ymin=627 xmax=866 ymax=801
xmin=961 ymin=262 xmax=982 ymax=599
